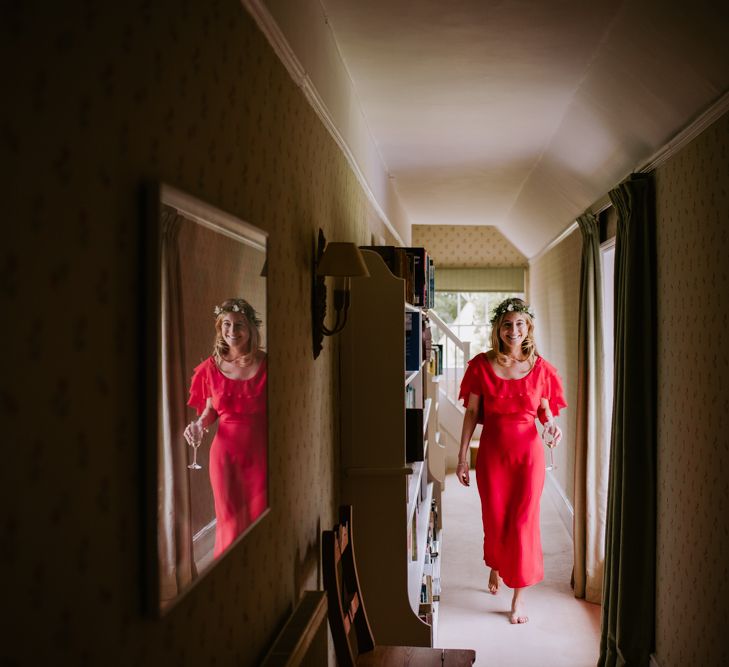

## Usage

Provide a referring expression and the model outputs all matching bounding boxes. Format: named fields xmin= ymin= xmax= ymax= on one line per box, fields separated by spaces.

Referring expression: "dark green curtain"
xmin=599 ymin=173 xmax=657 ymax=666
xmin=573 ymin=213 xmax=609 ymax=605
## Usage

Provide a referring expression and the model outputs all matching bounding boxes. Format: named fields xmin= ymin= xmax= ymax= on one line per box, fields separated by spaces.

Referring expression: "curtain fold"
xmin=599 ymin=174 xmax=657 ymax=666
xmin=158 ymin=208 xmax=196 ymax=604
xmin=573 ymin=213 xmax=609 ymax=605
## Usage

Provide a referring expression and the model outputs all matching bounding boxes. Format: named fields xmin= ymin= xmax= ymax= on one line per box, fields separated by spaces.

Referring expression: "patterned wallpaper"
xmin=528 ymin=230 xmax=582 ymax=506
xmin=654 ymin=111 xmax=729 ymax=667
xmin=1 ymin=1 xmax=384 ymax=664
xmin=412 ymin=225 xmax=527 ymax=267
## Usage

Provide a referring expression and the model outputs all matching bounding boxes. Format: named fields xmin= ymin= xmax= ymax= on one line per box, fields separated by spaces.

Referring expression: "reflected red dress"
xmin=459 ymin=354 xmax=566 ymax=588
xmin=188 ymin=356 xmax=267 ymax=557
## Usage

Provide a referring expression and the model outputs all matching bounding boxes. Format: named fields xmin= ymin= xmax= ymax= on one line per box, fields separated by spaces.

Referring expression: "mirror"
xmin=146 ymin=184 xmax=269 ymax=613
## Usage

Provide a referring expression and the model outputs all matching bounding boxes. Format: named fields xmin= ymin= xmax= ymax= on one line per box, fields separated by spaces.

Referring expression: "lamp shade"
xmin=316 ymin=242 xmax=370 ymax=277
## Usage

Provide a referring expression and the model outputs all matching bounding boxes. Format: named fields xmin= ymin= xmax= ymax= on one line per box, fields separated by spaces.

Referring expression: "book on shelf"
xmin=420 ymin=574 xmax=433 ymax=604
xmin=422 ymin=316 xmax=432 ymax=362
xmin=429 ymin=343 xmax=443 ymax=376
xmin=360 ymin=245 xmax=435 ymax=308
xmin=406 ymin=408 xmax=424 ymax=462
xmin=402 ymin=247 xmax=427 ymax=308
xmin=410 ymin=513 xmax=418 ymax=560
xmin=405 ymin=384 xmax=416 ymax=408
xmin=423 ymin=552 xmax=432 ymax=577
xmin=405 ymin=310 xmax=421 ymax=372
xmin=428 ymin=256 xmax=435 ymax=309
xmin=432 ymin=575 xmax=441 ymax=602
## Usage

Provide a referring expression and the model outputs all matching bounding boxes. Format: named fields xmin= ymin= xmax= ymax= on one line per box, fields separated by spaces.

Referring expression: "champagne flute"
xmin=543 ymin=426 xmax=557 ymax=471
xmin=186 ymin=421 xmax=203 ymax=470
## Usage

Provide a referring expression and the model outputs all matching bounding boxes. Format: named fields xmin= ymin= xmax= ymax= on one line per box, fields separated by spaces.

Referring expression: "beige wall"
xmin=413 ymin=224 xmax=527 ymax=267
xmin=2 ymin=2 xmax=385 ymax=664
xmin=528 ymin=230 xmax=582 ymax=506
xmin=654 ymin=111 xmax=729 ymax=667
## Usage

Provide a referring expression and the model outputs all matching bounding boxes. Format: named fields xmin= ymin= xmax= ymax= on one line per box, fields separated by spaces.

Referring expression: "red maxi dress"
xmin=459 ymin=354 xmax=566 ymax=588
xmin=188 ymin=356 xmax=268 ymax=557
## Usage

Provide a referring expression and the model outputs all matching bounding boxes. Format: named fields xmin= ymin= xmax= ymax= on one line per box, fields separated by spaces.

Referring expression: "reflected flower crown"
xmin=490 ymin=298 xmax=536 ymax=325
xmin=213 ymin=299 xmax=262 ymax=328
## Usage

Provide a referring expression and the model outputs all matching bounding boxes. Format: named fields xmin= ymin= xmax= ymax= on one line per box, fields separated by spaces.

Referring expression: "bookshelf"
xmin=340 ymin=249 xmax=445 ymax=647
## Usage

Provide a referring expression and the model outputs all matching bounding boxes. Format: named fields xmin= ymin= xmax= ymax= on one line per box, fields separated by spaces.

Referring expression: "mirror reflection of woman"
xmin=457 ymin=298 xmax=566 ymax=625
xmin=184 ymin=298 xmax=267 ymax=558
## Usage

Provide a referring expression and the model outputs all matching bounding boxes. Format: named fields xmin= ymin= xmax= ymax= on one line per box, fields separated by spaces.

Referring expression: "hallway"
xmin=436 ymin=472 xmax=601 ymax=667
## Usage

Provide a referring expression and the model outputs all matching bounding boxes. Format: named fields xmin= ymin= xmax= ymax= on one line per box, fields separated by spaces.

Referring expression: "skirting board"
xmin=544 ymin=472 xmax=574 ymax=541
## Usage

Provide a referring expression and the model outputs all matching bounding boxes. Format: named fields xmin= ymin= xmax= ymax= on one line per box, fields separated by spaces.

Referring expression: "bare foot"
xmin=488 ymin=569 xmax=500 ymax=595
xmin=509 ymin=608 xmax=529 ymax=624
xmin=509 ymin=588 xmax=528 ymax=624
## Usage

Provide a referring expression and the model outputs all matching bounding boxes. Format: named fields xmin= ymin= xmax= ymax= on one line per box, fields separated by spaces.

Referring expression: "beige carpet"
xmin=435 ymin=472 xmax=601 ymax=667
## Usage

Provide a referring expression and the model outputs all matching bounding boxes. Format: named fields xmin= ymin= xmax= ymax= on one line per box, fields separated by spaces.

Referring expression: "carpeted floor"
xmin=436 ymin=472 xmax=601 ymax=667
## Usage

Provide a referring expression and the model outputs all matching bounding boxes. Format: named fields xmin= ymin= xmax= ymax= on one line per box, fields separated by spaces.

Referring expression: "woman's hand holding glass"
xmin=542 ymin=419 xmax=561 ymax=470
xmin=184 ymin=419 xmax=205 ymax=470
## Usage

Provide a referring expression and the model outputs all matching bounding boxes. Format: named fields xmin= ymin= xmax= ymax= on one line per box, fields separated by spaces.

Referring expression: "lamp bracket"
xmin=312 ymin=229 xmax=327 ymax=358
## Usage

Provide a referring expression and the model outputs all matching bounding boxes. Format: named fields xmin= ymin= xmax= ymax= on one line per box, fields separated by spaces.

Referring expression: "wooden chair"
xmin=322 ymin=505 xmax=476 ymax=667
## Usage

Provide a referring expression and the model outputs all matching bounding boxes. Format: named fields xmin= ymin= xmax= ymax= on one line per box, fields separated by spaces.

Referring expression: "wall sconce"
xmin=312 ymin=228 xmax=370 ymax=359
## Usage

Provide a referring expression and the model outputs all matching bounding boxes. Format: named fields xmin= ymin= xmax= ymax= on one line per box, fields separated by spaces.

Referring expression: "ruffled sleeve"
xmin=187 ymin=358 xmax=212 ymax=415
xmin=459 ymin=354 xmax=484 ymax=406
xmin=459 ymin=354 xmax=492 ymax=424
xmin=537 ymin=358 xmax=568 ymax=424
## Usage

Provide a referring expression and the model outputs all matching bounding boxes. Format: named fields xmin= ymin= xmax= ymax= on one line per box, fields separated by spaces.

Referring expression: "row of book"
xmin=418 ymin=499 xmax=441 ymax=627
xmin=407 ymin=312 xmax=444 ymax=375
xmin=405 ymin=310 xmax=422 ymax=372
xmin=361 ymin=245 xmax=435 ymax=309
xmin=428 ymin=343 xmax=443 ymax=376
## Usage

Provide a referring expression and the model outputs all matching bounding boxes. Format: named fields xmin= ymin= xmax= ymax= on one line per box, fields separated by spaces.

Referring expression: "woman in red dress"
xmin=457 ymin=297 xmax=566 ymax=624
xmin=184 ymin=298 xmax=267 ymax=558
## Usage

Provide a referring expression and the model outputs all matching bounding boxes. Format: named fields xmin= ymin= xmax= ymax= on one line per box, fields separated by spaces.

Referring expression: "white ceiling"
xmin=316 ymin=0 xmax=729 ymax=256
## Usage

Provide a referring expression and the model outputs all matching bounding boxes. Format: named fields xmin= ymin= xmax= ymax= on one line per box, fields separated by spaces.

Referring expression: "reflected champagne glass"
xmin=187 ymin=422 xmax=203 ymax=470
xmin=543 ymin=426 xmax=557 ymax=471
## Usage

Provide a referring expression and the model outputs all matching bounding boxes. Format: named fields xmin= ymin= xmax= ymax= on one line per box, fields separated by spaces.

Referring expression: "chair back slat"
xmin=323 ymin=526 xmax=356 ymax=666
xmin=339 ymin=523 xmax=349 ymax=553
xmin=337 ymin=507 xmax=375 ymax=657
xmin=322 ymin=506 xmax=376 ymax=666
xmin=348 ymin=591 xmax=360 ymax=622
xmin=323 ymin=505 xmax=477 ymax=667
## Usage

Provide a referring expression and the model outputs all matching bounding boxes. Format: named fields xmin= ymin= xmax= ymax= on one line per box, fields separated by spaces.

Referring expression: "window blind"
xmin=435 ymin=267 xmax=525 ymax=292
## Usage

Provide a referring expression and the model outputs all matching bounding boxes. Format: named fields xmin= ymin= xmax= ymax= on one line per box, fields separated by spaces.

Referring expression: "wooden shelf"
xmin=340 ymin=249 xmax=443 ymax=648
xmin=407 ymin=482 xmax=434 ymax=613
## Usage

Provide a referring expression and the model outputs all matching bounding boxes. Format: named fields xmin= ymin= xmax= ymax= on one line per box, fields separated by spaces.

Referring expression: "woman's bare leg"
xmin=510 ymin=587 xmax=528 ymax=624
xmin=488 ymin=568 xmax=500 ymax=594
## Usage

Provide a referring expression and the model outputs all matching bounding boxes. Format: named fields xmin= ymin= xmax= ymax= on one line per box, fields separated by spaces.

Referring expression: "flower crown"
xmin=490 ymin=299 xmax=535 ymax=325
xmin=213 ymin=299 xmax=262 ymax=327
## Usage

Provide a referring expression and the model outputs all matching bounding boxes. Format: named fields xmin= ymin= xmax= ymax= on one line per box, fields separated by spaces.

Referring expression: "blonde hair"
xmin=489 ymin=298 xmax=538 ymax=368
xmin=212 ymin=298 xmax=263 ymax=367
